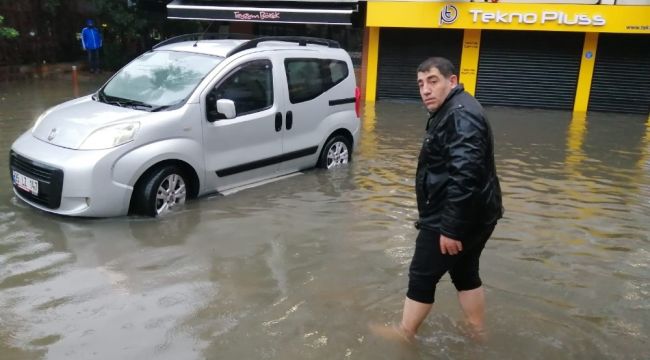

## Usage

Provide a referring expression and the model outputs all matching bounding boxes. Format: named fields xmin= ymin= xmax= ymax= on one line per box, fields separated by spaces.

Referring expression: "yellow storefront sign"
xmin=367 ymin=2 xmax=650 ymax=34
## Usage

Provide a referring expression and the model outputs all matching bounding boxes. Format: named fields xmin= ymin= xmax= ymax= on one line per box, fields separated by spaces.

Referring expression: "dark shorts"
xmin=407 ymin=225 xmax=495 ymax=304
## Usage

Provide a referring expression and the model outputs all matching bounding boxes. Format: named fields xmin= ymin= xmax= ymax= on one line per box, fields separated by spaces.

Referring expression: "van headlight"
xmin=79 ymin=122 xmax=140 ymax=150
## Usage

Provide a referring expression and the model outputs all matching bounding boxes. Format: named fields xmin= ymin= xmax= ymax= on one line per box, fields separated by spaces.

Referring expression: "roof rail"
xmin=152 ymin=33 xmax=252 ymax=50
xmin=226 ymin=36 xmax=340 ymax=57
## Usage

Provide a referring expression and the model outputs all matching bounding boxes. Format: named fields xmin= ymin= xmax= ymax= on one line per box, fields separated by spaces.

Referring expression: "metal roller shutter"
xmin=476 ymin=31 xmax=583 ymax=110
xmin=589 ymin=34 xmax=650 ymax=115
xmin=377 ymin=28 xmax=463 ymax=100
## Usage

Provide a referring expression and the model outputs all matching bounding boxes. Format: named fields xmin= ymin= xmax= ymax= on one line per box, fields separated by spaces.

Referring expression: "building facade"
xmin=164 ymin=0 xmax=649 ymax=114
xmin=363 ymin=1 xmax=650 ymax=114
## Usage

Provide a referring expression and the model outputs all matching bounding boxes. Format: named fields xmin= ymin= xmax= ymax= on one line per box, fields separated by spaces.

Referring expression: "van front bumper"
xmin=9 ymin=133 xmax=132 ymax=217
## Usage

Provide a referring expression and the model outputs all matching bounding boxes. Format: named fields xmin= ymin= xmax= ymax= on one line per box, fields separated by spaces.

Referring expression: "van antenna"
xmin=193 ymin=21 xmax=215 ymax=47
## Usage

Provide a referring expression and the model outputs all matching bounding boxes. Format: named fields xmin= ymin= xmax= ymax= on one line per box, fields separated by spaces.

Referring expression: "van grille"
xmin=9 ymin=151 xmax=64 ymax=209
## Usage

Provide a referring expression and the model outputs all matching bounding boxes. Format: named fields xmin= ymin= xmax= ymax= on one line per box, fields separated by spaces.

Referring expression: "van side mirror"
xmin=216 ymin=99 xmax=236 ymax=119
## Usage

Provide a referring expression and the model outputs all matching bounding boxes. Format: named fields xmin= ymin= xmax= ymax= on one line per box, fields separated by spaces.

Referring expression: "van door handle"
xmin=286 ymin=111 xmax=293 ymax=130
xmin=275 ymin=112 xmax=282 ymax=132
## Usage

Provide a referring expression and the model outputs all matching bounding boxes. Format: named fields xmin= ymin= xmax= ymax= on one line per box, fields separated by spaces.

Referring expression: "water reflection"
xmin=565 ymin=112 xmax=587 ymax=171
xmin=637 ymin=115 xmax=650 ymax=172
xmin=0 ymin=78 xmax=648 ymax=359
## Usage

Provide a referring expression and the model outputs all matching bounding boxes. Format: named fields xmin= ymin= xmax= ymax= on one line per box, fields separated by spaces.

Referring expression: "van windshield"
xmin=99 ymin=50 xmax=222 ymax=110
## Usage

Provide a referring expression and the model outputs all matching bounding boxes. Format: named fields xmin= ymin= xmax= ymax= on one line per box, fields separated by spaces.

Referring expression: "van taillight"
xmin=354 ymin=87 xmax=361 ymax=118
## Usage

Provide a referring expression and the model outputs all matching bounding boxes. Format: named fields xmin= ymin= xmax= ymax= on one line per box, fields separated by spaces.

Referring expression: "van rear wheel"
xmin=133 ymin=166 xmax=188 ymax=217
xmin=318 ymin=135 xmax=351 ymax=169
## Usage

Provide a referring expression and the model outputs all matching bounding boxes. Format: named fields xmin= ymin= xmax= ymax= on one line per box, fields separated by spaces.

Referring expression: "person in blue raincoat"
xmin=81 ymin=19 xmax=102 ymax=73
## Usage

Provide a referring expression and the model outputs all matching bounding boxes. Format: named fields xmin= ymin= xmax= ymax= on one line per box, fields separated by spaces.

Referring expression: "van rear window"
xmin=285 ymin=59 xmax=349 ymax=104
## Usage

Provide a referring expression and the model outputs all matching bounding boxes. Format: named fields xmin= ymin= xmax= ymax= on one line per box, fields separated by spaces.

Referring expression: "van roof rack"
xmin=152 ymin=33 xmax=252 ymax=50
xmin=226 ymin=36 xmax=340 ymax=57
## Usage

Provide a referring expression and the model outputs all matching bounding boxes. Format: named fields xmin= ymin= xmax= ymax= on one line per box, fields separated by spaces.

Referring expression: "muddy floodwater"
xmin=1 ymin=77 xmax=648 ymax=359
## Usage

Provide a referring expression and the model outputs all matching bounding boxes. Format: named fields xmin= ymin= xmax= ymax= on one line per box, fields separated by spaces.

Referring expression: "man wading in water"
xmin=372 ymin=57 xmax=503 ymax=343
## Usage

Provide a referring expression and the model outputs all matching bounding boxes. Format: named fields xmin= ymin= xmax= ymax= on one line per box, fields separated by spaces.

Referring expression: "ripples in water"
xmin=0 ymin=83 xmax=649 ymax=358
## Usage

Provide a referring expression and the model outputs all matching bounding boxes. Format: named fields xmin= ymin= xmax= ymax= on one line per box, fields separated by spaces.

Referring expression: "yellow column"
xmin=459 ymin=29 xmax=481 ymax=96
xmin=365 ymin=27 xmax=380 ymax=103
xmin=573 ymin=33 xmax=599 ymax=112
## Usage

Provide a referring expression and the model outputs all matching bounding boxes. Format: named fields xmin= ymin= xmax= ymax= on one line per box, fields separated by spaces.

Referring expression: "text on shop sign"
xmin=469 ymin=10 xmax=606 ymax=26
xmin=234 ymin=11 xmax=281 ymax=21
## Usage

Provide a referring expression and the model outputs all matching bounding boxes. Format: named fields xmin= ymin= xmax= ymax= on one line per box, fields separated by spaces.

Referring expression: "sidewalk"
xmin=0 ymin=62 xmax=102 ymax=82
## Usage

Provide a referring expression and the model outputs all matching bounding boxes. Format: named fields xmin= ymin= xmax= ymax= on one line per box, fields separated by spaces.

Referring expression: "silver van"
xmin=9 ymin=36 xmax=360 ymax=217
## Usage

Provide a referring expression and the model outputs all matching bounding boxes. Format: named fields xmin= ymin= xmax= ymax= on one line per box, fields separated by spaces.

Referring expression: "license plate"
xmin=12 ymin=170 xmax=39 ymax=195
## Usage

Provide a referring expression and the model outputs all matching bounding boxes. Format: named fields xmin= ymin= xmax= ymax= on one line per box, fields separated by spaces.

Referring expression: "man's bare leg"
xmin=457 ymin=287 xmax=486 ymax=340
xmin=370 ymin=297 xmax=432 ymax=343
xmin=400 ymin=297 xmax=432 ymax=337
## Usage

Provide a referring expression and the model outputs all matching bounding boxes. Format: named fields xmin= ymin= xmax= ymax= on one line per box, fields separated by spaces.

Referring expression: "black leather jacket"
xmin=415 ymin=85 xmax=503 ymax=243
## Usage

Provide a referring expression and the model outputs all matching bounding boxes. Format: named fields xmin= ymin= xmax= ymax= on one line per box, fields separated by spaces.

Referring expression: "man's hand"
xmin=440 ymin=234 xmax=463 ymax=255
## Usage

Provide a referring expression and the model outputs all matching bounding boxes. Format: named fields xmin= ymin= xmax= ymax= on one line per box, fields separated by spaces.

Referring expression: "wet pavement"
xmin=0 ymin=77 xmax=649 ymax=359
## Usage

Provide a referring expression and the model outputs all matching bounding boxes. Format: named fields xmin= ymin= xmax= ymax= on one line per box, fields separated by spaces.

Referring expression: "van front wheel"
xmin=318 ymin=135 xmax=351 ymax=169
xmin=133 ymin=166 xmax=188 ymax=217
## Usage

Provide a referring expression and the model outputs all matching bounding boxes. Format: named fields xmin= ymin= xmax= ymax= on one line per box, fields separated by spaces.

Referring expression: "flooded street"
xmin=1 ymin=77 xmax=648 ymax=359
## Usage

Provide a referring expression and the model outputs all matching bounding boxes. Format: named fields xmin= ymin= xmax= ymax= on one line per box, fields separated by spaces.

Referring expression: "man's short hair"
xmin=417 ymin=57 xmax=456 ymax=78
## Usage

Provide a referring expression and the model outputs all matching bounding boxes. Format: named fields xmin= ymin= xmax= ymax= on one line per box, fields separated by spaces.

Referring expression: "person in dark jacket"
xmin=81 ymin=19 xmax=102 ymax=73
xmin=372 ymin=57 xmax=503 ymax=342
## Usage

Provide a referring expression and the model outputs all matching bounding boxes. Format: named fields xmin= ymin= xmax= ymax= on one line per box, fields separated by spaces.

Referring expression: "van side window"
xmin=208 ymin=60 xmax=273 ymax=120
xmin=285 ymin=59 xmax=348 ymax=104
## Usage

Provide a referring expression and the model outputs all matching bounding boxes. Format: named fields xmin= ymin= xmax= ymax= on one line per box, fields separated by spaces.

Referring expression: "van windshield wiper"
xmin=115 ymin=99 xmax=153 ymax=110
xmin=150 ymin=105 xmax=171 ymax=112
xmin=150 ymin=101 xmax=183 ymax=112
xmin=102 ymin=94 xmax=153 ymax=110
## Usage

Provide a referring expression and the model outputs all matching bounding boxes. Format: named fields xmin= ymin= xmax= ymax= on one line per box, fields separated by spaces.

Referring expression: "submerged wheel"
xmin=318 ymin=135 xmax=351 ymax=169
xmin=132 ymin=166 xmax=187 ymax=217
